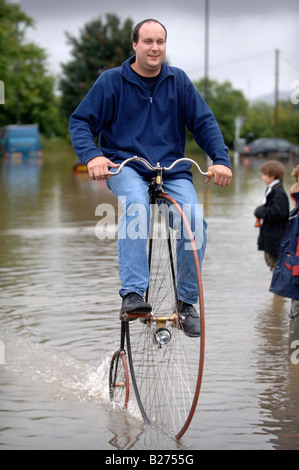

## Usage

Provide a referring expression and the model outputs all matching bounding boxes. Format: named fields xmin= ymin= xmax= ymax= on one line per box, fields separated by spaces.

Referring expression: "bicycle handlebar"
xmin=108 ymin=156 xmax=214 ymax=178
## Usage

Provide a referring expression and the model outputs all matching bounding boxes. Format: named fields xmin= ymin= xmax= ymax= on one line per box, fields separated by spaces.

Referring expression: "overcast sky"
xmin=17 ymin=0 xmax=299 ymax=102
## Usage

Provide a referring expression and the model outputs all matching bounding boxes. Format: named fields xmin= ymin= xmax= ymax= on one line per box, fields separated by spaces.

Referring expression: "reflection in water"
xmin=254 ymin=294 xmax=299 ymax=450
xmin=1 ymin=154 xmax=299 ymax=449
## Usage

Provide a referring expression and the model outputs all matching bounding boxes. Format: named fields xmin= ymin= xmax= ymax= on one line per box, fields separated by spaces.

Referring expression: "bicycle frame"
xmin=109 ymin=155 xmax=209 ymax=438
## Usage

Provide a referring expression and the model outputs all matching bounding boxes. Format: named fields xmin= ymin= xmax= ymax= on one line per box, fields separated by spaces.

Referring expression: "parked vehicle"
xmin=0 ymin=124 xmax=42 ymax=159
xmin=242 ymin=137 xmax=299 ymax=158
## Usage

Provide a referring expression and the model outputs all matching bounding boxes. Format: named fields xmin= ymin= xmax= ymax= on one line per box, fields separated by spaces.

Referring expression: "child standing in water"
xmin=270 ymin=165 xmax=299 ymax=320
xmin=254 ymin=160 xmax=289 ymax=271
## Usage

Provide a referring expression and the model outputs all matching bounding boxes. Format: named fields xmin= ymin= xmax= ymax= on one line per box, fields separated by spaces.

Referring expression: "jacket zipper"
xmin=124 ymin=72 xmax=169 ymax=105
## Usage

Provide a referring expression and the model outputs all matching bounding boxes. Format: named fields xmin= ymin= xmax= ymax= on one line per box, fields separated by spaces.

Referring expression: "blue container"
xmin=1 ymin=125 xmax=42 ymax=159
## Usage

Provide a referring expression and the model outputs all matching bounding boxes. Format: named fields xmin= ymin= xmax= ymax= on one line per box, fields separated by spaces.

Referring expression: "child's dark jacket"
xmin=254 ymin=181 xmax=289 ymax=254
xmin=270 ymin=192 xmax=299 ymax=300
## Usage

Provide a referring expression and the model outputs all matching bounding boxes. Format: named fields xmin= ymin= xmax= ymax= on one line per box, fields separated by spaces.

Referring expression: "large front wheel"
xmin=126 ymin=194 xmax=205 ymax=439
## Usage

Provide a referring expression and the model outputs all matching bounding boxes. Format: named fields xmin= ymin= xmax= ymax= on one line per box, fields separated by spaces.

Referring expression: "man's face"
xmin=132 ymin=21 xmax=166 ymax=76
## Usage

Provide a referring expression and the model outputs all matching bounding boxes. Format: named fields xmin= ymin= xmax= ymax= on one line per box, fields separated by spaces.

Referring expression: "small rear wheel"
xmin=109 ymin=350 xmax=130 ymax=409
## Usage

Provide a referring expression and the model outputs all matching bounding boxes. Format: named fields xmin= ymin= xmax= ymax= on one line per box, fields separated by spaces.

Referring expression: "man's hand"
xmin=87 ymin=156 xmax=120 ymax=181
xmin=205 ymin=164 xmax=232 ymax=186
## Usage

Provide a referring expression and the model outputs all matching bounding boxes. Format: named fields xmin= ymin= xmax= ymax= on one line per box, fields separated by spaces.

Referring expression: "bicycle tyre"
xmin=126 ymin=193 xmax=205 ymax=439
xmin=109 ymin=349 xmax=130 ymax=410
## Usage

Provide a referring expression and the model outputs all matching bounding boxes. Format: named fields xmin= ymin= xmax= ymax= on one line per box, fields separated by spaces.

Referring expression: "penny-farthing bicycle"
xmin=109 ymin=156 xmax=213 ymax=440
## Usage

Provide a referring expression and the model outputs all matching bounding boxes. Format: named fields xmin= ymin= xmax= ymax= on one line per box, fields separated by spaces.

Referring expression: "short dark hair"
xmin=132 ymin=19 xmax=167 ymax=43
xmin=260 ymin=160 xmax=285 ymax=180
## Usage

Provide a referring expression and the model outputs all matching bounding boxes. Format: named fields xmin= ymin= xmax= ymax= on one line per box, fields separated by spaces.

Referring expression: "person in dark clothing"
xmin=254 ymin=160 xmax=289 ymax=271
xmin=270 ymin=182 xmax=299 ymax=319
xmin=69 ymin=19 xmax=232 ymax=337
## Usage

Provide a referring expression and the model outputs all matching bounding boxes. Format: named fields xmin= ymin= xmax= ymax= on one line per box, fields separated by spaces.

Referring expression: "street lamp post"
xmin=204 ymin=0 xmax=209 ymax=103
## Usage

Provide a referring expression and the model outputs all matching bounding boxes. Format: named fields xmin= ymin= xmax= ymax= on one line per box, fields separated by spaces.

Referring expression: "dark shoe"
xmin=178 ymin=301 xmax=201 ymax=337
xmin=121 ymin=292 xmax=152 ymax=314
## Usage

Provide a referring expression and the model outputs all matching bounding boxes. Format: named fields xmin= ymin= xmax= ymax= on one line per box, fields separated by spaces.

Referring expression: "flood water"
xmin=1 ymin=148 xmax=299 ymax=450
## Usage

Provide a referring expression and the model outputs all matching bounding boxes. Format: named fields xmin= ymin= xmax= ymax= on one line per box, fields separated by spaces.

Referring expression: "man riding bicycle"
xmin=69 ymin=19 xmax=232 ymax=337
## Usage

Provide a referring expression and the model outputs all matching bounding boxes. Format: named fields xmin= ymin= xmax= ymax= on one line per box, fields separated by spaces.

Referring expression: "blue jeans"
xmin=107 ymin=167 xmax=207 ymax=304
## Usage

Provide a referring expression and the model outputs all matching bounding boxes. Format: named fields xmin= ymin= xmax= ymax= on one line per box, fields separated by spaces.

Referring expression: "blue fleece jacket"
xmin=69 ymin=56 xmax=231 ymax=180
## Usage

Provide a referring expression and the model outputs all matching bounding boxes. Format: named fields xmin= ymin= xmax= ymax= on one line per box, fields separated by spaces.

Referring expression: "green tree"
xmin=278 ymin=102 xmax=299 ymax=144
xmin=241 ymin=101 xmax=299 ymax=144
xmin=59 ymin=14 xmax=133 ymax=120
xmin=193 ymin=78 xmax=248 ymax=148
xmin=241 ymin=102 xmax=275 ymax=140
xmin=0 ymin=0 xmax=61 ymax=135
xmin=0 ymin=0 xmax=33 ymax=82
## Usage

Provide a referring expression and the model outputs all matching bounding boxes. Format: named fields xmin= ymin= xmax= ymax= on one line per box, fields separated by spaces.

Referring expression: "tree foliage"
xmin=241 ymin=101 xmax=299 ymax=144
xmin=193 ymin=78 xmax=248 ymax=148
xmin=192 ymin=78 xmax=299 ymax=147
xmin=59 ymin=14 xmax=133 ymax=120
xmin=0 ymin=0 xmax=61 ymax=135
